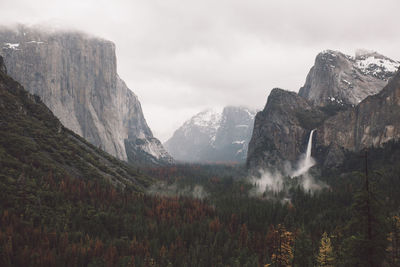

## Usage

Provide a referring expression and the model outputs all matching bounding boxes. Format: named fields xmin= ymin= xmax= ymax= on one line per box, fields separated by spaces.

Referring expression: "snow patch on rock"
xmin=190 ymin=108 xmax=222 ymax=129
xmin=140 ymin=139 xmax=169 ymax=160
xmin=26 ymin=41 xmax=45 ymax=44
xmin=3 ymin=43 xmax=20 ymax=50
xmin=164 ymin=106 xmax=257 ymax=162
xmin=354 ymin=54 xmax=400 ymax=80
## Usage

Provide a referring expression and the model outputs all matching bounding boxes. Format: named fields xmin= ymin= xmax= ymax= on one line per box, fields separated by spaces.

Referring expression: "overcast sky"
xmin=1 ymin=0 xmax=399 ymax=141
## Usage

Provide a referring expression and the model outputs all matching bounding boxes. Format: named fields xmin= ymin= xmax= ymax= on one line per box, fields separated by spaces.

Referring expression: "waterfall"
xmin=305 ymin=129 xmax=315 ymax=166
xmin=291 ymin=129 xmax=316 ymax=177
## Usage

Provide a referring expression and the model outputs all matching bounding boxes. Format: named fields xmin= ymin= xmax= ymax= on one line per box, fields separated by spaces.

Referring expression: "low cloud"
xmin=147 ymin=182 xmax=209 ymax=200
xmin=248 ymin=130 xmax=327 ymax=198
xmin=248 ymin=166 xmax=327 ymax=199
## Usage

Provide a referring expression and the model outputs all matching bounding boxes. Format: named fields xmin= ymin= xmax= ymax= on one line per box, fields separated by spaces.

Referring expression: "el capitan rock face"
xmin=299 ymin=50 xmax=399 ymax=106
xmin=164 ymin=106 xmax=256 ymax=163
xmin=0 ymin=55 xmax=151 ymax=189
xmin=0 ymin=25 xmax=173 ymax=165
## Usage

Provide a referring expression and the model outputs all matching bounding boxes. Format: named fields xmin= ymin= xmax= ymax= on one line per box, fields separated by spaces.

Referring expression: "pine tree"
xmin=317 ymin=232 xmax=334 ymax=267
xmin=343 ymin=167 xmax=388 ymax=266
xmin=239 ymin=223 xmax=249 ymax=247
xmin=293 ymin=228 xmax=313 ymax=267
xmin=386 ymin=215 xmax=400 ymax=266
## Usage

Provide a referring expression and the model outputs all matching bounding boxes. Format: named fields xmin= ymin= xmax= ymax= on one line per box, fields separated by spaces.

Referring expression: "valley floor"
xmin=2 ymin=143 xmax=400 ymax=266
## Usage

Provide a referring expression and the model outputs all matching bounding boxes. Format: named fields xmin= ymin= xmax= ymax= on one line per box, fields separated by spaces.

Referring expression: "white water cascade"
xmin=291 ymin=129 xmax=316 ymax=177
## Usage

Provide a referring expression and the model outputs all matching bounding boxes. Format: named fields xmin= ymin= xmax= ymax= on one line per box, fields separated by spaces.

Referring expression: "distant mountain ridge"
xmin=0 ymin=25 xmax=173 ymax=166
xmin=164 ymin=106 xmax=257 ymax=163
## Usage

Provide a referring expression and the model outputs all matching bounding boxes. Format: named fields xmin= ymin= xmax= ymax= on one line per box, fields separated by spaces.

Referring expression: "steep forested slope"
xmin=0 ymin=56 xmax=151 ymax=190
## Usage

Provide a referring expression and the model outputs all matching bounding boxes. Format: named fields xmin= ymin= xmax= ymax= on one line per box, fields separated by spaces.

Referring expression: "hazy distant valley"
xmin=1 ymin=24 xmax=400 ymax=267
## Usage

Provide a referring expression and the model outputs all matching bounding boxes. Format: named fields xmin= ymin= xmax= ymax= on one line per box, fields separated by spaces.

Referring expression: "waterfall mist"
xmin=249 ymin=129 xmax=327 ymax=197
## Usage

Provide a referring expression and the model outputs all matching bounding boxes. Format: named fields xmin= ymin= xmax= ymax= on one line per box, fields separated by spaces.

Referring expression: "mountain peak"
xmin=186 ymin=108 xmax=222 ymax=129
xmin=222 ymin=106 xmax=257 ymax=121
xmin=319 ymin=49 xmax=346 ymax=57
xmin=353 ymin=50 xmax=399 ymax=81
xmin=165 ymin=106 xmax=256 ymax=163
xmin=299 ymin=49 xmax=399 ymax=106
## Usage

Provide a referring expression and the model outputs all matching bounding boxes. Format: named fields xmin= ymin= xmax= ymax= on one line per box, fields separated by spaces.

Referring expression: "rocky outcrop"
xmin=316 ymin=68 xmax=400 ymax=166
xmin=299 ymin=50 xmax=399 ymax=106
xmin=0 ymin=25 xmax=173 ymax=165
xmin=164 ymin=106 xmax=256 ymax=163
xmin=247 ymin=49 xmax=400 ymax=171
xmin=246 ymin=89 xmax=319 ymax=170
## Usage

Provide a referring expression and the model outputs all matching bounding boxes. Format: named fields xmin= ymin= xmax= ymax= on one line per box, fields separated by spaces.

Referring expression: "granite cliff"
xmin=247 ymin=50 xmax=400 ymax=170
xmin=0 ymin=55 xmax=151 ymax=189
xmin=315 ymin=68 xmax=400 ymax=167
xmin=299 ymin=50 xmax=399 ymax=106
xmin=0 ymin=25 xmax=172 ymax=165
xmin=247 ymin=89 xmax=320 ymax=170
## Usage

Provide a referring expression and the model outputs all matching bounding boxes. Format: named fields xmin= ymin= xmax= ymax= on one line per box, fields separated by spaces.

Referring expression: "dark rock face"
xmin=299 ymin=50 xmax=399 ymax=106
xmin=246 ymin=89 xmax=317 ymax=170
xmin=164 ymin=106 xmax=256 ymax=163
xmin=0 ymin=56 xmax=6 ymax=74
xmin=247 ymin=50 xmax=400 ymax=171
xmin=0 ymin=25 xmax=173 ymax=165
xmin=316 ymin=69 xmax=400 ymax=166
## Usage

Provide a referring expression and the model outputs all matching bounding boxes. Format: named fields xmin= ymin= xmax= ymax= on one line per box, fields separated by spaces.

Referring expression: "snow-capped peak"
xmin=354 ymin=51 xmax=400 ymax=80
xmin=186 ymin=108 xmax=222 ymax=129
xmin=164 ymin=106 xmax=257 ymax=162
